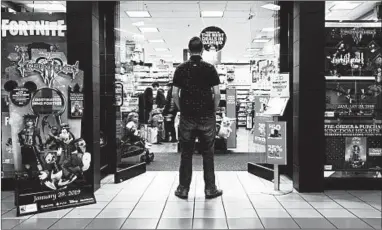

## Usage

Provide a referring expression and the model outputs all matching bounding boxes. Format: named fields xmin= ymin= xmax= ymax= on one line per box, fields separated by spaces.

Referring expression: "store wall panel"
xmin=292 ymin=1 xmax=325 ymax=192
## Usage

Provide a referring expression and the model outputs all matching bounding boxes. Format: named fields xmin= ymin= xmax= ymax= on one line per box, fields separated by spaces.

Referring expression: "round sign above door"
xmin=200 ymin=26 xmax=227 ymax=52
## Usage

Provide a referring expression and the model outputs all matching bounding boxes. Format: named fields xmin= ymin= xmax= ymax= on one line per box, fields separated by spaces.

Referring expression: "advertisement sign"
xmin=266 ymin=121 xmax=287 ymax=165
xmin=324 ymin=22 xmax=382 ymax=175
xmin=68 ymin=85 xmax=84 ymax=118
xmin=325 ymin=24 xmax=382 ymax=77
xmin=253 ymin=96 xmax=270 ymax=117
xmin=1 ymin=13 xmax=95 ymax=216
xmin=200 ymin=26 xmax=227 ymax=52
xmin=253 ymin=116 xmax=272 ymax=153
xmin=270 ymin=73 xmax=289 ymax=97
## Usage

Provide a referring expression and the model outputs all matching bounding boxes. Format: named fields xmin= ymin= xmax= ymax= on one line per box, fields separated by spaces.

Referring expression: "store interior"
xmin=113 ymin=1 xmax=279 ymax=170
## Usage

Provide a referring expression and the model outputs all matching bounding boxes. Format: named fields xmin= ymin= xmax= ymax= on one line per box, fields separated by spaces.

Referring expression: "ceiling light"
xmin=125 ymin=11 xmax=151 ymax=18
xmin=261 ymin=4 xmax=280 ymax=11
xmin=253 ymin=39 xmax=269 ymax=43
xmin=138 ymin=27 xmax=159 ymax=33
xmin=262 ymin=27 xmax=280 ymax=32
xmin=201 ymin=11 xmax=224 ymax=18
xmin=154 ymin=48 xmax=170 ymax=52
xmin=247 ymin=48 xmax=261 ymax=51
xmin=330 ymin=2 xmax=362 ymax=10
xmin=244 ymin=54 xmax=254 ymax=58
xmin=160 ymin=55 xmax=173 ymax=58
xmin=132 ymin=21 xmax=145 ymax=27
xmin=26 ymin=3 xmax=65 ymax=11
xmin=148 ymin=39 xmax=165 ymax=43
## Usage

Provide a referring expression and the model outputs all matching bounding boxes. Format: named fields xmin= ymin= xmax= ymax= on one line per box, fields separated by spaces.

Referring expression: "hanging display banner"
xmin=251 ymin=59 xmax=277 ymax=95
xmin=200 ymin=26 xmax=227 ymax=52
xmin=253 ymin=96 xmax=270 ymax=117
xmin=270 ymin=73 xmax=289 ymax=97
xmin=324 ymin=23 xmax=382 ymax=175
xmin=1 ymin=13 xmax=95 ymax=216
xmin=266 ymin=121 xmax=287 ymax=165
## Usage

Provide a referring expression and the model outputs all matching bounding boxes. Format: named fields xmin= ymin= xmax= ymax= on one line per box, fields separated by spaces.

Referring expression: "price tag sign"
xmin=266 ymin=121 xmax=287 ymax=165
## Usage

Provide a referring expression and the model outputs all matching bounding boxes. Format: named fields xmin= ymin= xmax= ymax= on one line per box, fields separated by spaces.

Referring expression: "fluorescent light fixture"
xmin=247 ymin=48 xmax=261 ymax=51
xmin=132 ymin=21 xmax=145 ymax=27
xmin=138 ymin=27 xmax=159 ymax=33
xmin=154 ymin=48 xmax=170 ymax=52
xmin=261 ymin=27 xmax=280 ymax=32
xmin=261 ymin=4 xmax=280 ymax=11
xmin=330 ymin=2 xmax=362 ymax=10
xmin=252 ymin=39 xmax=269 ymax=43
xmin=160 ymin=54 xmax=173 ymax=58
xmin=201 ymin=11 xmax=224 ymax=18
xmin=244 ymin=54 xmax=254 ymax=58
xmin=148 ymin=39 xmax=165 ymax=43
xmin=26 ymin=3 xmax=65 ymax=11
xmin=125 ymin=11 xmax=151 ymax=18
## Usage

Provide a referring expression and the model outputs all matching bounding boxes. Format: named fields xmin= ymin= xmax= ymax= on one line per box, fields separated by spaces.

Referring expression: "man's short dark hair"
xmin=152 ymin=82 xmax=159 ymax=88
xmin=188 ymin=36 xmax=203 ymax=53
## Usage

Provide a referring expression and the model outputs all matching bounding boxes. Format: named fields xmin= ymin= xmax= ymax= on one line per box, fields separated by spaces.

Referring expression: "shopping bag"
xmin=148 ymin=127 xmax=158 ymax=144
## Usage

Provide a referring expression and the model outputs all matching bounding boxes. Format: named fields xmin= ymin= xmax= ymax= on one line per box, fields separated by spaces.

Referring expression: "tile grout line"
xmin=273 ymin=192 xmax=301 ymax=229
xmin=118 ymin=173 xmax=159 ymax=230
xmin=154 ymin=172 xmax=178 ymax=229
xmin=79 ymin=186 xmax=123 ymax=229
xmin=192 ymin=173 xmax=197 ymax=230
xmin=310 ymin=192 xmax=376 ymax=229
xmin=216 ymin=173 xmax=229 ymax=229
xmin=235 ymin=172 xmax=265 ymax=229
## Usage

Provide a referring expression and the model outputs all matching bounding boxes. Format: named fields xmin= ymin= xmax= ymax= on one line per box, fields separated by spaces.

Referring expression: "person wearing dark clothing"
xmin=172 ymin=36 xmax=223 ymax=199
xmin=138 ymin=87 xmax=153 ymax=124
xmin=156 ymin=88 xmax=166 ymax=109
xmin=163 ymin=83 xmax=178 ymax=142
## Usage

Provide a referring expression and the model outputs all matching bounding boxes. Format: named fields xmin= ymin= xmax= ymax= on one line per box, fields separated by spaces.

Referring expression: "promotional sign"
xmin=253 ymin=96 xmax=270 ymax=116
xmin=200 ymin=26 xmax=227 ymax=52
xmin=253 ymin=116 xmax=272 ymax=153
xmin=270 ymin=73 xmax=289 ymax=97
xmin=251 ymin=59 xmax=277 ymax=95
xmin=1 ymin=13 xmax=95 ymax=216
xmin=266 ymin=121 xmax=287 ymax=165
xmin=2 ymin=96 xmax=14 ymax=178
xmin=324 ymin=22 xmax=382 ymax=175
xmin=325 ymin=23 xmax=382 ymax=77
xmin=68 ymin=85 xmax=84 ymax=118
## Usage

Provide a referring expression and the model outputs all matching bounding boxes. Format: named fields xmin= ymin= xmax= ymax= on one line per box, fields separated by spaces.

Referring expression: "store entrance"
xmin=111 ymin=1 xmax=283 ymax=173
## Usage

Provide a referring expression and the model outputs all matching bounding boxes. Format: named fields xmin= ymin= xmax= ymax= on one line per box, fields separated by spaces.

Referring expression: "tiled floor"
xmin=1 ymin=171 xmax=381 ymax=229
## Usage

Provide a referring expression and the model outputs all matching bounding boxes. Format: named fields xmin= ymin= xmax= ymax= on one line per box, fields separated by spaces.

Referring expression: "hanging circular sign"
xmin=31 ymin=87 xmax=66 ymax=115
xmin=200 ymin=26 xmax=227 ymax=52
xmin=10 ymin=87 xmax=31 ymax=107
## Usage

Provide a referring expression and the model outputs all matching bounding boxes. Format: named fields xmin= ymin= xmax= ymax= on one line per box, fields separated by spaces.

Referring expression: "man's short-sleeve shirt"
xmin=173 ymin=55 xmax=220 ymax=118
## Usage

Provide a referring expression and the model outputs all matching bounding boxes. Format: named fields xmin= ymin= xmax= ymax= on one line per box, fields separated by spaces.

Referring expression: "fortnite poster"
xmin=324 ymin=22 xmax=382 ymax=177
xmin=1 ymin=13 xmax=95 ymax=216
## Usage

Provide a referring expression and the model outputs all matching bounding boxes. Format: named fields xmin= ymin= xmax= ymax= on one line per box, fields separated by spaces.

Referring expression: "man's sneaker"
xmin=174 ymin=185 xmax=189 ymax=199
xmin=205 ymin=187 xmax=223 ymax=199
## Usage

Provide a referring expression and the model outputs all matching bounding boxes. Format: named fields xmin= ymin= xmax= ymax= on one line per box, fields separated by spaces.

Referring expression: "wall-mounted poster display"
xmin=1 ymin=13 xmax=96 ymax=216
xmin=324 ymin=22 xmax=382 ymax=178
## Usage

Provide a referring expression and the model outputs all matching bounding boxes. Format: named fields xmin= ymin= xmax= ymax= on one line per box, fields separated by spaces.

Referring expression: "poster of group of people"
xmin=324 ymin=22 xmax=382 ymax=176
xmin=1 ymin=13 xmax=95 ymax=216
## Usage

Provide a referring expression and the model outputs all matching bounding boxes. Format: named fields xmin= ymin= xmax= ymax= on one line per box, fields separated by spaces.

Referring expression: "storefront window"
xmin=324 ymin=1 xmax=382 ymax=178
xmin=113 ymin=1 xmax=281 ymax=170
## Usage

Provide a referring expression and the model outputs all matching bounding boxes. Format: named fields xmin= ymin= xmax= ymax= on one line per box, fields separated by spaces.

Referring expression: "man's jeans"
xmin=178 ymin=114 xmax=216 ymax=190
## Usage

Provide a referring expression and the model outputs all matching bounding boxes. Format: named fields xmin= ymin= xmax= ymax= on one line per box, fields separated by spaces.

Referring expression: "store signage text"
xmin=1 ymin=19 xmax=66 ymax=37
xmin=324 ymin=124 xmax=382 ymax=137
xmin=331 ymin=53 xmax=364 ymax=67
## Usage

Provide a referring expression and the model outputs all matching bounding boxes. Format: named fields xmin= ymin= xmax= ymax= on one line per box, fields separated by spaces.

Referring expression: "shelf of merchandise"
xmin=133 ymin=66 xmax=172 ymax=94
xmin=235 ymin=85 xmax=250 ymax=127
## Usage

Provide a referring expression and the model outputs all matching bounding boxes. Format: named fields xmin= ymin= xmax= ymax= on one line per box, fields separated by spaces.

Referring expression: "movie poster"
xmin=324 ymin=22 xmax=382 ymax=177
xmin=1 ymin=13 xmax=95 ymax=216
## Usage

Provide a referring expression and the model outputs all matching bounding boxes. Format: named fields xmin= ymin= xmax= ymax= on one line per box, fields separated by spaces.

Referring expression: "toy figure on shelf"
xmin=217 ymin=117 xmax=234 ymax=139
xmin=121 ymin=112 xmax=154 ymax=163
xmin=60 ymin=138 xmax=91 ymax=185
xmin=18 ymin=114 xmax=44 ymax=178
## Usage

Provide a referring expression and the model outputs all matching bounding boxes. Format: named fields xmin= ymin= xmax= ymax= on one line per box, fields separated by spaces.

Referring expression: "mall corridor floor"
xmin=1 ymin=171 xmax=381 ymax=229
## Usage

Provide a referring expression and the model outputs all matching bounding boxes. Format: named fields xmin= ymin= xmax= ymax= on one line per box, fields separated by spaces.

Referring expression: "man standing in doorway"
xmin=172 ymin=37 xmax=223 ymax=199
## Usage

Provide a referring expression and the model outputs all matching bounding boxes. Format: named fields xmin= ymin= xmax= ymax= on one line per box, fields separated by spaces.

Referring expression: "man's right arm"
xmin=209 ymin=66 xmax=221 ymax=112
